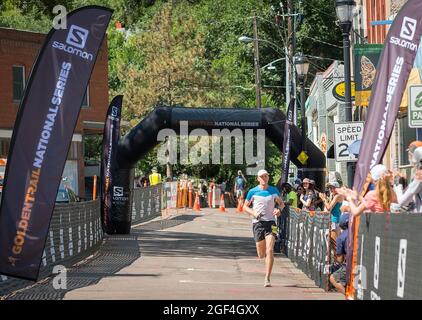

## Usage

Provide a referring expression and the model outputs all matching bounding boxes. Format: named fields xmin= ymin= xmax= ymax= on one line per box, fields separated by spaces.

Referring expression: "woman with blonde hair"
xmin=337 ymin=164 xmax=397 ymax=217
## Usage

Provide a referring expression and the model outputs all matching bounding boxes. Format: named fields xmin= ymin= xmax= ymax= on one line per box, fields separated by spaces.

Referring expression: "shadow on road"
xmin=4 ymin=213 xmax=259 ymax=300
xmin=132 ymin=214 xmax=258 ymax=259
xmin=4 ymin=234 xmax=142 ymax=300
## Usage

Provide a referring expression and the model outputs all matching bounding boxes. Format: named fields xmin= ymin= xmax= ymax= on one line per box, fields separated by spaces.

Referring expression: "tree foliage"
xmin=0 ymin=0 xmax=341 ymax=183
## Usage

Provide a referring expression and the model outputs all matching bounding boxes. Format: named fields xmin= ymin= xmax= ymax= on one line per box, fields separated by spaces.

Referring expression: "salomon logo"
xmin=113 ymin=186 xmax=124 ymax=197
xmin=400 ymin=17 xmax=417 ymax=41
xmin=111 ymin=106 xmax=118 ymax=117
xmin=66 ymin=25 xmax=89 ymax=49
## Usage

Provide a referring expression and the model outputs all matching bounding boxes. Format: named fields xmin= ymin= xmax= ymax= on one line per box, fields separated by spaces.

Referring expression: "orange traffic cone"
xmin=236 ymin=195 xmax=243 ymax=213
xmin=193 ymin=192 xmax=201 ymax=212
xmin=219 ymin=194 xmax=226 ymax=212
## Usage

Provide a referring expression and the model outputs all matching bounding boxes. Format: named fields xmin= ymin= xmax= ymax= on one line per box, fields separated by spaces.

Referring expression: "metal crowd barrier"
xmin=131 ymin=184 xmax=162 ymax=225
xmin=0 ymin=199 xmax=102 ymax=297
xmin=280 ymin=207 xmax=332 ymax=290
xmin=354 ymin=212 xmax=422 ymax=300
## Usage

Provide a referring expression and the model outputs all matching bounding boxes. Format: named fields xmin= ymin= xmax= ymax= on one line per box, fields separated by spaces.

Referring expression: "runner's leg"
xmin=265 ymin=233 xmax=276 ymax=281
xmin=256 ymin=240 xmax=266 ymax=259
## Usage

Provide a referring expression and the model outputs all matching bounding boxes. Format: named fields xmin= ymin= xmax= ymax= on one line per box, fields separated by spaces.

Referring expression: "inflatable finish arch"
xmin=109 ymin=106 xmax=326 ymax=234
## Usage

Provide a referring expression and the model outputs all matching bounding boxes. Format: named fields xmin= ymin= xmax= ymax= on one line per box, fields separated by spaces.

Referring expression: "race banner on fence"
xmin=350 ymin=0 xmax=422 ymax=298
xmin=281 ymin=99 xmax=295 ymax=184
xmin=355 ymin=213 xmax=422 ymax=300
xmin=101 ymin=95 xmax=122 ymax=234
xmin=0 ymin=6 xmax=112 ymax=280
xmin=286 ymin=209 xmax=331 ymax=290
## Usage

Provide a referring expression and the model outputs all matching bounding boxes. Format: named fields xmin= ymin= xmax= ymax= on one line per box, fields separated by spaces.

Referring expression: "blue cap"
xmin=339 ymin=213 xmax=350 ymax=227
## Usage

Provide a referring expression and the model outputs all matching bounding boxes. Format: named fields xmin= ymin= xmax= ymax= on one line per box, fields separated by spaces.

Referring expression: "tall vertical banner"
xmin=101 ymin=95 xmax=122 ymax=234
xmin=281 ymin=99 xmax=295 ymax=184
xmin=348 ymin=0 xmax=422 ymax=299
xmin=0 ymin=6 xmax=112 ymax=280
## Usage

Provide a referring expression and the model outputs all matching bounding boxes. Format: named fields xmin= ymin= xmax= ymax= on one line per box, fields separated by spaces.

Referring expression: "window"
xmin=82 ymin=85 xmax=89 ymax=108
xmin=12 ymin=66 xmax=25 ymax=102
xmin=399 ymin=116 xmax=416 ymax=166
xmin=0 ymin=139 xmax=10 ymax=158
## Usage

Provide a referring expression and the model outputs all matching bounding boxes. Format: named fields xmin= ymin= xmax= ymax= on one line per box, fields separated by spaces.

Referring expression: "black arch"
xmin=109 ymin=106 xmax=326 ymax=234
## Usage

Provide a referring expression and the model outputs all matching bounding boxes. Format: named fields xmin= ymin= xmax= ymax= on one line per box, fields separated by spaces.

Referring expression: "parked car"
xmin=56 ymin=186 xmax=78 ymax=203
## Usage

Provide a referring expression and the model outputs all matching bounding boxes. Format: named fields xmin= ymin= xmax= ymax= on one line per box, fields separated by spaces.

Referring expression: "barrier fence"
xmin=279 ymin=207 xmax=332 ymax=290
xmin=0 ymin=199 xmax=102 ymax=297
xmin=0 ymin=184 xmax=163 ymax=297
xmin=354 ymin=212 xmax=422 ymax=300
xmin=131 ymin=184 xmax=162 ymax=225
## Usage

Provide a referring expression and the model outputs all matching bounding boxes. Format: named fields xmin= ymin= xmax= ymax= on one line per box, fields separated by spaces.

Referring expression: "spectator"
xmin=393 ymin=146 xmax=422 ymax=213
xmin=300 ymin=178 xmax=316 ymax=211
xmin=140 ymin=172 xmax=149 ymax=187
xmin=337 ymin=164 xmax=397 ymax=217
xmin=329 ymin=213 xmax=349 ymax=295
xmin=234 ymin=170 xmax=247 ymax=200
xmin=149 ymin=167 xmax=162 ymax=186
xmin=281 ymin=182 xmax=297 ymax=208
xmin=220 ymin=180 xmax=227 ymax=194
xmin=320 ymin=181 xmax=344 ymax=235
xmin=296 ymin=184 xmax=305 ymax=209
xmin=406 ymin=140 xmax=422 ymax=169
xmin=310 ymin=180 xmax=324 ymax=211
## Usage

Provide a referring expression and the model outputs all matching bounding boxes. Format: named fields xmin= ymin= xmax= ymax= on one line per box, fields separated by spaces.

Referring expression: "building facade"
xmin=306 ymin=0 xmax=419 ymax=185
xmin=0 ymin=27 xmax=109 ymax=197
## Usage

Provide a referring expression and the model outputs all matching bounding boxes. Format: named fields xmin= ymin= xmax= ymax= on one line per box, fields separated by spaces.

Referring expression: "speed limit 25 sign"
xmin=334 ymin=122 xmax=364 ymax=162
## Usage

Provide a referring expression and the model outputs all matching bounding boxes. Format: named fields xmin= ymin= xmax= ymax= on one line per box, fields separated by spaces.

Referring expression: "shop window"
xmin=399 ymin=116 xmax=416 ymax=166
xmin=0 ymin=138 xmax=10 ymax=158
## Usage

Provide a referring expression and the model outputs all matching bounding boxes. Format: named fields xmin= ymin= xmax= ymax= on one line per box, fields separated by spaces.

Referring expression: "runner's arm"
xmin=243 ymin=199 xmax=258 ymax=219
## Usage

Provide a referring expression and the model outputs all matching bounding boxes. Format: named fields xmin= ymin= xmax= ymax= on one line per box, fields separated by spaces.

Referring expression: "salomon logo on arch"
xmin=66 ymin=25 xmax=89 ymax=48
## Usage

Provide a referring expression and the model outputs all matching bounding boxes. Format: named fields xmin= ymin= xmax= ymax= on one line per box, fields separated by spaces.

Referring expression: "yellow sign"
xmin=297 ymin=151 xmax=308 ymax=165
xmin=332 ymin=81 xmax=356 ymax=102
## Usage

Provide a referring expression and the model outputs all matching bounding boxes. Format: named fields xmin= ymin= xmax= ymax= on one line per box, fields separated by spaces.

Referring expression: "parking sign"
xmin=409 ymin=85 xmax=422 ymax=128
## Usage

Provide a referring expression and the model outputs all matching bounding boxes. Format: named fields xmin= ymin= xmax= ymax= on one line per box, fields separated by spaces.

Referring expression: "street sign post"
xmin=409 ymin=85 xmax=422 ymax=128
xmin=334 ymin=122 xmax=364 ymax=162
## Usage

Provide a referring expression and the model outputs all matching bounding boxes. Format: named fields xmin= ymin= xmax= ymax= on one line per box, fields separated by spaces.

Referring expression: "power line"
xmin=301 ymin=35 xmax=343 ymax=49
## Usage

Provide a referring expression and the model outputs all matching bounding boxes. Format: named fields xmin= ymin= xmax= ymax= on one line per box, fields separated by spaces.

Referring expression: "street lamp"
xmin=294 ymin=53 xmax=310 ymax=179
xmin=336 ymin=0 xmax=355 ymax=187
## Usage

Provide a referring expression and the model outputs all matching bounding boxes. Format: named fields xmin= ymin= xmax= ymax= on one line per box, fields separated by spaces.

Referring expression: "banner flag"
xmin=101 ymin=95 xmax=122 ymax=234
xmin=0 ymin=6 xmax=112 ymax=280
xmin=348 ymin=0 xmax=422 ymax=298
xmin=353 ymin=44 xmax=383 ymax=107
xmin=281 ymin=99 xmax=295 ymax=184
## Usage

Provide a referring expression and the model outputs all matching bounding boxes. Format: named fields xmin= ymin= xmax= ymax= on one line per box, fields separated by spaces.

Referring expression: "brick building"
xmin=0 ymin=27 xmax=109 ymax=198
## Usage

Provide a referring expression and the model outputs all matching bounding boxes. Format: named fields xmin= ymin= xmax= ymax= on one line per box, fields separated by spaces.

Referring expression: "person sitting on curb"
xmin=329 ymin=213 xmax=349 ymax=295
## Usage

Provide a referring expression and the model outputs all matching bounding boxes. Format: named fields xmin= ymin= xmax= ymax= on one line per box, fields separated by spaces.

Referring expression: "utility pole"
xmin=253 ymin=15 xmax=262 ymax=109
